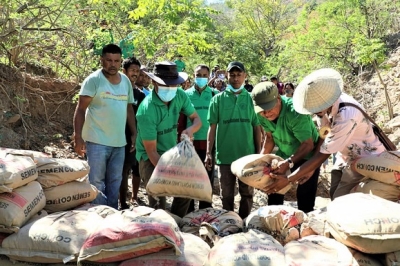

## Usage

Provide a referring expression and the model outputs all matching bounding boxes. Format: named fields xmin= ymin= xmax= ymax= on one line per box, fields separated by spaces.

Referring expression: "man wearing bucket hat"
xmin=135 ymin=61 xmax=202 ymax=217
xmin=264 ymin=68 xmax=385 ymax=199
xmin=251 ymin=81 xmax=320 ymax=213
xmin=205 ymin=61 xmax=262 ymax=219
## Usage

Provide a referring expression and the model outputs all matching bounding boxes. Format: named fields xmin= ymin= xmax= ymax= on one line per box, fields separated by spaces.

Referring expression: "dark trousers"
xmin=139 ymin=159 xmax=191 ymax=217
xmin=219 ymin=164 xmax=254 ymax=219
xmin=268 ymin=159 xmax=320 ymax=213
xmin=187 ymin=149 xmax=215 ymax=213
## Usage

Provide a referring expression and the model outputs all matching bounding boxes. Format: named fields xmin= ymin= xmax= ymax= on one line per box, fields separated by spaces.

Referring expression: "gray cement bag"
xmin=0 ymin=210 xmax=102 ymax=264
xmin=0 ymin=156 xmax=38 ymax=193
xmin=43 ymin=181 xmax=98 ymax=213
xmin=35 ymin=158 xmax=89 ymax=188
xmin=327 ymin=193 xmax=400 ymax=253
xmin=0 ymin=181 xmax=45 ymax=233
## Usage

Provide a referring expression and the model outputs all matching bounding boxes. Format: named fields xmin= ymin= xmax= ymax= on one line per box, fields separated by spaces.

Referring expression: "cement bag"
xmin=78 ymin=209 xmax=181 ymax=264
xmin=207 ymin=229 xmax=285 ymax=266
xmin=43 ymin=181 xmax=98 ymax=213
xmin=0 ymin=181 xmax=45 ymax=233
xmin=180 ymin=208 xmax=242 ymax=247
xmin=146 ymin=135 xmax=212 ymax=202
xmin=300 ymin=207 xmax=329 ymax=238
xmin=74 ymin=203 xmax=118 ymax=218
xmin=351 ymin=178 xmax=400 ymax=202
xmin=35 ymin=157 xmax=90 ymax=188
xmin=0 ymin=156 xmax=38 ymax=193
xmin=353 ymin=151 xmax=400 ymax=186
xmin=120 ymin=232 xmax=210 ymax=266
xmin=348 ymin=248 xmax=384 ymax=266
xmin=0 ymin=147 xmax=51 ymax=160
xmin=386 ymin=251 xmax=400 ymax=266
xmin=231 ymin=154 xmax=291 ymax=194
xmin=245 ymin=205 xmax=305 ymax=245
xmin=0 ymin=255 xmax=91 ymax=266
xmin=327 ymin=193 xmax=400 ymax=253
xmin=284 ymin=235 xmax=354 ymax=266
xmin=1 ymin=210 xmax=101 ymax=264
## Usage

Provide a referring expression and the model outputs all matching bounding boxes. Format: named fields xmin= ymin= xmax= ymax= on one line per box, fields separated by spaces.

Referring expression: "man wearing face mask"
xmin=179 ymin=64 xmax=217 ymax=212
xmin=205 ymin=61 xmax=262 ymax=219
xmin=135 ymin=61 xmax=202 ymax=217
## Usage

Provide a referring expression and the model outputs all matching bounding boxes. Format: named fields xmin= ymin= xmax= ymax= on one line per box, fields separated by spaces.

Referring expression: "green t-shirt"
xmin=80 ymin=69 xmax=134 ymax=147
xmin=185 ymin=86 xmax=216 ymax=141
xmin=208 ymin=89 xmax=260 ymax=164
xmin=174 ymin=59 xmax=185 ymax=72
xmin=136 ymin=88 xmax=196 ymax=161
xmin=258 ymin=97 xmax=319 ymax=159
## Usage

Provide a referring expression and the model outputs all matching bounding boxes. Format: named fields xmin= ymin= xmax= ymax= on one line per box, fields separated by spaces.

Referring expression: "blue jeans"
xmin=86 ymin=142 xmax=125 ymax=209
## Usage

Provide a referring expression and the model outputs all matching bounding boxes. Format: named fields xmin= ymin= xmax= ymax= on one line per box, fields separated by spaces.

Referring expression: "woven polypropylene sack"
xmin=327 ymin=193 xmax=400 ymax=253
xmin=284 ymin=235 xmax=355 ymax=266
xmin=351 ymin=178 xmax=400 ymax=202
xmin=43 ymin=181 xmax=98 ymax=213
xmin=0 ymin=210 xmax=102 ymax=264
xmin=231 ymin=154 xmax=291 ymax=194
xmin=146 ymin=137 xmax=212 ymax=202
xmin=0 ymin=156 xmax=38 ymax=193
xmin=207 ymin=229 xmax=285 ymax=266
xmin=35 ymin=157 xmax=90 ymax=188
xmin=78 ymin=209 xmax=181 ymax=264
xmin=120 ymin=232 xmax=210 ymax=266
xmin=353 ymin=151 xmax=400 ymax=186
xmin=0 ymin=181 xmax=45 ymax=233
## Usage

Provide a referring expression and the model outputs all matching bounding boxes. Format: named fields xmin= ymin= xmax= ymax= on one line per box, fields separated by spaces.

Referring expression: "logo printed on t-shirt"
xmin=100 ymin=91 xmax=128 ymax=101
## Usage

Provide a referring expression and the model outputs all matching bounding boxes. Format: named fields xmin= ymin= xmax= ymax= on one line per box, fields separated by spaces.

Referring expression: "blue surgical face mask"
xmin=157 ymin=86 xmax=178 ymax=102
xmin=194 ymin=77 xmax=208 ymax=89
xmin=227 ymin=84 xmax=243 ymax=93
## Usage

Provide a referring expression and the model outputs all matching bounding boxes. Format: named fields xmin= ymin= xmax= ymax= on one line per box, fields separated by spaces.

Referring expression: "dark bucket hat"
xmin=144 ymin=61 xmax=188 ymax=85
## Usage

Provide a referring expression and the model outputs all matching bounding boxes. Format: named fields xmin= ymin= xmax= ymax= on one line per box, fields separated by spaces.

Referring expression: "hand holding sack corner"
xmin=146 ymin=135 xmax=212 ymax=202
xmin=231 ymin=154 xmax=292 ymax=194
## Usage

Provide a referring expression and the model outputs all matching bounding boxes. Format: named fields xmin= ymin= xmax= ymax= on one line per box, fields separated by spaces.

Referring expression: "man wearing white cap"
xmin=135 ymin=61 xmax=202 ymax=217
xmin=264 ymin=68 xmax=385 ymax=199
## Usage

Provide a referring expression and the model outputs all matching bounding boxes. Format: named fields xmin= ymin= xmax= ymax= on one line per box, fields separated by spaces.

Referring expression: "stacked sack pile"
xmin=2 ymin=142 xmax=400 ymax=265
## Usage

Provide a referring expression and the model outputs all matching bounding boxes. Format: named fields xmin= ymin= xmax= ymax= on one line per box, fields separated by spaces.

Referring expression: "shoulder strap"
xmin=338 ymin=102 xmax=379 ymax=128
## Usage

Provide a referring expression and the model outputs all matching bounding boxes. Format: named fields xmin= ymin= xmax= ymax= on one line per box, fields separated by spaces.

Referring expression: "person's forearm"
xmin=290 ymin=140 xmax=314 ymax=164
xmin=261 ymin=136 xmax=274 ymax=154
xmin=73 ymin=108 xmax=85 ymax=138
xmin=127 ymin=105 xmax=137 ymax=136
xmin=206 ymin=125 xmax=216 ymax=155
xmin=148 ymin=151 xmax=161 ymax=167
xmin=187 ymin=117 xmax=202 ymax=135
xmin=254 ymin=126 xmax=262 ymax=154
xmin=288 ymin=152 xmax=330 ymax=182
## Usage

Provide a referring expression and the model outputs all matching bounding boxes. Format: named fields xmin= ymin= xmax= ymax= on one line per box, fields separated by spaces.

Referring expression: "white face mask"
xmin=157 ymin=86 xmax=178 ymax=102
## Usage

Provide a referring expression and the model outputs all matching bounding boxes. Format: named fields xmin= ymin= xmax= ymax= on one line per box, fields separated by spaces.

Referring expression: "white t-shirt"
xmin=319 ymin=93 xmax=385 ymax=167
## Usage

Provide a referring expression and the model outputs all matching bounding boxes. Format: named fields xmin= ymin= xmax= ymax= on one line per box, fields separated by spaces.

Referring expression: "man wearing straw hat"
xmin=263 ymin=68 xmax=385 ymax=200
xmin=136 ymin=61 xmax=202 ymax=217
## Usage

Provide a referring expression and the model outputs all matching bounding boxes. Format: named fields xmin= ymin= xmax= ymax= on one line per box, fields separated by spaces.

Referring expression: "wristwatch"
xmin=286 ymin=158 xmax=294 ymax=168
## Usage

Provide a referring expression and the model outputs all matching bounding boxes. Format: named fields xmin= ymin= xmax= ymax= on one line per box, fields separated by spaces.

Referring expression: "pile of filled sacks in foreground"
xmin=0 ymin=193 xmax=399 ymax=265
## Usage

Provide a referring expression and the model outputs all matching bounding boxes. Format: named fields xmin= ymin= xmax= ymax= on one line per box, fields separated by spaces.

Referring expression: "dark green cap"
xmin=251 ymin=81 xmax=278 ymax=113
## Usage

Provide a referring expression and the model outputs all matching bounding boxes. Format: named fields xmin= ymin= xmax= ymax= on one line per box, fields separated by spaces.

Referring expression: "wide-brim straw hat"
xmin=293 ymin=68 xmax=343 ymax=114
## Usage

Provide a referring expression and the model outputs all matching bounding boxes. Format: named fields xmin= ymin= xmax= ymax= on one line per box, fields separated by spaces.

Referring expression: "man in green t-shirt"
xmin=205 ymin=61 xmax=262 ymax=219
xmin=251 ymin=82 xmax=320 ymax=213
xmin=180 ymin=64 xmax=217 ymax=212
xmin=174 ymin=55 xmax=186 ymax=72
xmin=135 ymin=61 xmax=202 ymax=217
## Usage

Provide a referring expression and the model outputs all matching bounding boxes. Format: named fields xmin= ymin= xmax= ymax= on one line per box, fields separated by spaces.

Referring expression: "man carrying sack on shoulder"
xmin=264 ymin=68 xmax=386 ymax=200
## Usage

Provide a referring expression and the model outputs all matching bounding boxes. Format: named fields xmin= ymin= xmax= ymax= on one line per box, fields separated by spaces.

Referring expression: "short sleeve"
xmin=207 ymin=96 xmax=219 ymax=124
xmin=80 ymin=75 xmax=98 ymax=97
xmin=180 ymin=91 xmax=195 ymax=117
xmin=136 ymin=106 xmax=157 ymax=141
xmin=127 ymin=81 xmax=134 ymax=104
xmin=291 ymin=114 xmax=315 ymax=143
